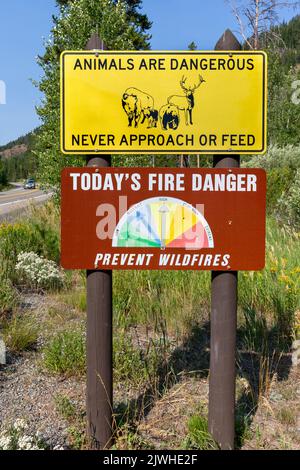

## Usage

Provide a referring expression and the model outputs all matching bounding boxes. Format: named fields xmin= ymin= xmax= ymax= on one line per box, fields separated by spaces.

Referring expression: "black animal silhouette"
xmin=122 ymin=87 xmax=155 ymax=128
xmin=159 ymin=104 xmax=180 ymax=130
xmin=147 ymin=109 xmax=158 ymax=128
xmin=167 ymin=75 xmax=205 ymax=125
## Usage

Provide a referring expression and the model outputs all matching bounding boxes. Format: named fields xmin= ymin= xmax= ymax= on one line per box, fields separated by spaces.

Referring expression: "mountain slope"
xmin=0 ymin=130 xmax=38 ymax=181
xmin=0 ymin=129 xmax=41 ymax=159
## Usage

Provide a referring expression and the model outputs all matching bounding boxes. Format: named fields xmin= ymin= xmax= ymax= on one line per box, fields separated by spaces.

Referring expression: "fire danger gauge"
xmin=112 ymin=197 xmax=214 ymax=249
xmin=60 ymin=51 xmax=267 ymax=155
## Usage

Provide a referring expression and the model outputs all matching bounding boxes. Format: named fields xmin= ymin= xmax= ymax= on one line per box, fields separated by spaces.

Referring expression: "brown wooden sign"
xmin=61 ymin=167 xmax=266 ymax=271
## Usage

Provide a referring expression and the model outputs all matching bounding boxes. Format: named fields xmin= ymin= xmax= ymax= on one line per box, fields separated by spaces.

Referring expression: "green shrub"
xmin=29 ymin=202 xmax=60 ymax=262
xmin=113 ymin=333 xmax=165 ymax=388
xmin=67 ymin=426 xmax=86 ymax=450
xmin=243 ymin=145 xmax=300 ymax=217
xmin=3 ymin=314 xmax=39 ymax=353
xmin=0 ymin=222 xmax=41 ymax=280
xmin=183 ymin=414 xmax=218 ymax=450
xmin=277 ymin=169 xmax=300 ymax=229
xmin=54 ymin=394 xmax=77 ymax=421
xmin=113 ymin=423 xmax=154 ymax=450
xmin=243 ymin=145 xmax=300 ymax=171
xmin=266 ymin=167 xmax=295 ymax=213
xmin=43 ymin=329 xmax=85 ymax=376
xmin=0 ymin=273 xmax=17 ymax=317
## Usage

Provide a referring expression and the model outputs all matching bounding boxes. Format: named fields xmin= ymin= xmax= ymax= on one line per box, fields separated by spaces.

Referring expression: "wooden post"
xmin=208 ymin=29 xmax=242 ymax=450
xmin=85 ymin=33 xmax=113 ymax=450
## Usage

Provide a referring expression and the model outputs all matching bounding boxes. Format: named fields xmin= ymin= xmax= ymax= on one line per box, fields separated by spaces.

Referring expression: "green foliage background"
xmin=34 ymin=0 xmax=152 ymax=195
xmin=267 ymin=50 xmax=300 ymax=146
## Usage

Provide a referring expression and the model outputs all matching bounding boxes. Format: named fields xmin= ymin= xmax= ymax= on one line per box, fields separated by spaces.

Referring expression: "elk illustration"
xmin=167 ymin=75 xmax=205 ymax=126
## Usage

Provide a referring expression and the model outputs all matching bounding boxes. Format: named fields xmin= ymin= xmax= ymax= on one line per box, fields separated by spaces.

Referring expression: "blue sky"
xmin=0 ymin=0 xmax=298 ymax=146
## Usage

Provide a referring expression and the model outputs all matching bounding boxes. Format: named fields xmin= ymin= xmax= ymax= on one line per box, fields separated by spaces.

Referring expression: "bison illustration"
xmin=122 ymin=87 xmax=156 ymax=128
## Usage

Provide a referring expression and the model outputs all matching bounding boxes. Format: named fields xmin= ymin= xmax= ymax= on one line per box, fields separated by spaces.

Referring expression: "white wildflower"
xmin=35 ymin=430 xmax=43 ymax=440
xmin=16 ymin=252 xmax=64 ymax=290
xmin=0 ymin=435 xmax=11 ymax=450
xmin=18 ymin=435 xmax=34 ymax=450
xmin=29 ymin=444 xmax=42 ymax=450
xmin=13 ymin=418 xmax=28 ymax=432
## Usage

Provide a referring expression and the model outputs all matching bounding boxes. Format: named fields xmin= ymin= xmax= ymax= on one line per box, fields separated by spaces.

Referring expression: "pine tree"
xmin=35 ymin=0 xmax=151 ymax=196
xmin=188 ymin=41 xmax=197 ymax=51
xmin=0 ymin=159 xmax=8 ymax=189
xmin=55 ymin=0 xmax=152 ymax=49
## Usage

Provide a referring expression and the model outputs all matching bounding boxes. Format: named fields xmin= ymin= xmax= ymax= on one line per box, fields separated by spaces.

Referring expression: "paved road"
xmin=0 ymin=183 xmax=51 ymax=220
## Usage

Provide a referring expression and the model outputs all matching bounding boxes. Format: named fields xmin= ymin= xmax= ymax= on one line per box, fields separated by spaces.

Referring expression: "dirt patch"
xmin=138 ymin=377 xmax=209 ymax=449
xmin=0 ymin=353 xmax=85 ymax=449
xmin=0 ymin=290 xmax=299 ymax=450
xmin=242 ymin=367 xmax=300 ymax=450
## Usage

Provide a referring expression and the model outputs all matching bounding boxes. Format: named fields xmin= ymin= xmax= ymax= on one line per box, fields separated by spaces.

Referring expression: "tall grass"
xmin=239 ymin=218 xmax=300 ymax=345
xmin=2 ymin=314 xmax=39 ymax=353
xmin=114 ymin=217 xmax=299 ymax=345
xmin=182 ymin=413 xmax=218 ymax=450
xmin=114 ymin=270 xmax=210 ymax=336
xmin=114 ymin=332 xmax=170 ymax=390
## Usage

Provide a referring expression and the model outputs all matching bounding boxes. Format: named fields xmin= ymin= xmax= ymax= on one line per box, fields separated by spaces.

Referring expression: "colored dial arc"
xmin=112 ymin=197 xmax=214 ymax=249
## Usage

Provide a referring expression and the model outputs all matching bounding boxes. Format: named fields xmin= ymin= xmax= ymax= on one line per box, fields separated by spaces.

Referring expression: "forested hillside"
xmin=0 ymin=132 xmax=31 ymax=153
xmin=271 ymin=14 xmax=300 ymax=68
xmin=0 ymin=130 xmax=37 ymax=186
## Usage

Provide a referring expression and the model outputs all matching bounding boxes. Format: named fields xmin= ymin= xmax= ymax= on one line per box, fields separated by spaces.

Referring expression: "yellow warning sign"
xmin=61 ymin=51 xmax=267 ymax=155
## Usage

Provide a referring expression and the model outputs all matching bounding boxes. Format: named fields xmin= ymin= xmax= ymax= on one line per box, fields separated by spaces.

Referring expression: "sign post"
xmin=60 ymin=31 xmax=267 ymax=450
xmin=208 ymin=29 xmax=242 ymax=450
xmin=85 ymin=33 xmax=113 ymax=450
